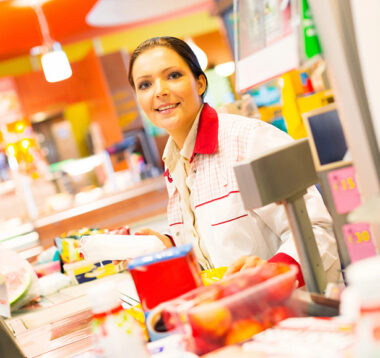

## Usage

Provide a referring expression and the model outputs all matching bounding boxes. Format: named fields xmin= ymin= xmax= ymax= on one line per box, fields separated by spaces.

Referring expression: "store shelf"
xmin=0 ymin=222 xmax=35 ymax=242
xmin=0 ymin=231 xmax=39 ymax=251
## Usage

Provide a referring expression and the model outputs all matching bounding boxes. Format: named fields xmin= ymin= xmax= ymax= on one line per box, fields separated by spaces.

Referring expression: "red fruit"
xmin=219 ymin=281 xmax=246 ymax=298
xmin=265 ymin=273 xmax=296 ymax=304
xmin=263 ymin=305 xmax=294 ymax=326
xmin=188 ymin=302 xmax=232 ymax=339
xmin=254 ymin=263 xmax=290 ymax=282
xmin=191 ymin=285 xmax=223 ymax=305
xmin=225 ymin=319 xmax=265 ymax=345
xmin=191 ymin=335 xmax=222 ymax=355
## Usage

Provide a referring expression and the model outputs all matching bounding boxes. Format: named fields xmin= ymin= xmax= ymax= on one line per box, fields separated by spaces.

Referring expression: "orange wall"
xmin=14 ymin=49 xmax=122 ymax=147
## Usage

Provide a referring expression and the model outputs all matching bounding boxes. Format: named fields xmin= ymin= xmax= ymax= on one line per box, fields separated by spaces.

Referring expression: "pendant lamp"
xmin=32 ymin=3 xmax=72 ymax=83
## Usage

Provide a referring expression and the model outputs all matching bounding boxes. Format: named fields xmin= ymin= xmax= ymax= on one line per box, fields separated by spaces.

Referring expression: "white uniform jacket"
xmin=163 ymin=104 xmax=340 ymax=283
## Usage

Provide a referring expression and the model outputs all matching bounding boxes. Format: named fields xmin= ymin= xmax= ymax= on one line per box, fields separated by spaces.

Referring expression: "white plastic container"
xmin=345 ymin=256 xmax=380 ymax=358
xmin=87 ymin=281 xmax=150 ymax=358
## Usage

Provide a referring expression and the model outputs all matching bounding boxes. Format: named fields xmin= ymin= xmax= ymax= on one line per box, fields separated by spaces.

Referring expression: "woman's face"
xmin=132 ymin=46 xmax=206 ymax=139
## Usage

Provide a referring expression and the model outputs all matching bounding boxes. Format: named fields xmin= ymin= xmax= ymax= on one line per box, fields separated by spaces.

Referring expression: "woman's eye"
xmin=168 ymin=71 xmax=182 ymax=80
xmin=137 ymin=81 xmax=151 ymax=90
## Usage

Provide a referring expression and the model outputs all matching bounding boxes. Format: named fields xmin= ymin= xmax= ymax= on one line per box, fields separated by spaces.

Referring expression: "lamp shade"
xmin=86 ymin=0 xmax=211 ymax=27
xmin=41 ymin=48 xmax=72 ymax=83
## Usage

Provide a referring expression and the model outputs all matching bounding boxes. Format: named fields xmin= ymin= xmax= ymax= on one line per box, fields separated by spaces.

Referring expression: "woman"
xmin=129 ymin=36 xmax=340 ymax=285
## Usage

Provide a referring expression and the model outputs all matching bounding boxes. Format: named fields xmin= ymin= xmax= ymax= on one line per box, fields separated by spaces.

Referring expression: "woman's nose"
xmin=155 ymin=79 xmax=169 ymax=97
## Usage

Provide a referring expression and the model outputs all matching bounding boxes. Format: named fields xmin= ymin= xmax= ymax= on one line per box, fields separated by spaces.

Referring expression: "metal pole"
xmin=283 ymin=193 xmax=327 ymax=293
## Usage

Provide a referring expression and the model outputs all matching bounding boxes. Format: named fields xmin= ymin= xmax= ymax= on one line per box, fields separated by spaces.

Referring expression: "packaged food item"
xmin=159 ymin=262 xmax=299 ymax=355
xmin=55 ymin=227 xmax=105 ymax=264
xmin=33 ymin=260 xmax=61 ymax=278
xmin=63 ymin=260 xmax=124 ymax=284
xmin=54 ymin=227 xmax=132 ymax=284
xmin=128 ymin=243 xmax=203 ymax=341
xmin=88 ymin=281 xmax=150 ymax=358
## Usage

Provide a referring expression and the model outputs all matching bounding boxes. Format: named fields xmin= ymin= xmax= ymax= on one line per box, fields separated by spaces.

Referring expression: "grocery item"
xmin=55 ymin=226 xmax=132 ymax=284
xmin=38 ymin=272 xmax=71 ymax=296
xmin=200 ymin=267 xmax=227 ymax=286
xmin=87 ymin=281 xmax=150 ymax=358
xmin=0 ymin=246 xmax=40 ymax=311
xmin=5 ymin=267 xmax=32 ymax=306
xmin=160 ymin=262 xmax=299 ymax=355
xmin=128 ymin=244 xmax=203 ymax=341
xmin=55 ymin=227 xmax=106 ymax=264
xmin=33 ymin=260 xmax=61 ymax=278
xmin=345 ymin=256 xmax=380 ymax=358
xmin=80 ymin=233 xmax=166 ymax=262
xmin=63 ymin=260 xmax=124 ymax=284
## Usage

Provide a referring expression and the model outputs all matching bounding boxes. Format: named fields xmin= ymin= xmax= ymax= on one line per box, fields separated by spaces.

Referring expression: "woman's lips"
xmin=155 ymin=103 xmax=180 ymax=113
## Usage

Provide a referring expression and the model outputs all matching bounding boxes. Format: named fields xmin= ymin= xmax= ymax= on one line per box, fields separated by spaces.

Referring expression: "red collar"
xmin=190 ymin=103 xmax=219 ymax=162
xmin=163 ymin=103 xmax=219 ymax=180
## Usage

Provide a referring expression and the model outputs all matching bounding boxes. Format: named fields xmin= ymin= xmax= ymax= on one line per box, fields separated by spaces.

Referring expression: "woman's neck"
xmin=170 ymin=121 xmax=195 ymax=150
xmin=170 ymin=103 xmax=204 ymax=150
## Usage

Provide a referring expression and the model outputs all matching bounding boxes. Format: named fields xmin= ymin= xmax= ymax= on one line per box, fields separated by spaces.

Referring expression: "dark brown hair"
xmin=128 ymin=36 xmax=208 ymax=99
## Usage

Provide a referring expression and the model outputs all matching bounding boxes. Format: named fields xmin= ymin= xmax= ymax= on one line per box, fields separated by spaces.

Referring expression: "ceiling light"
xmin=40 ymin=43 xmax=72 ymax=83
xmin=30 ymin=3 xmax=72 ymax=83
xmin=11 ymin=0 xmax=52 ymax=7
xmin=86 ymin=0 xmax=209 ymax=27
xmin=214 ymin=61 xmax=235 ymax=77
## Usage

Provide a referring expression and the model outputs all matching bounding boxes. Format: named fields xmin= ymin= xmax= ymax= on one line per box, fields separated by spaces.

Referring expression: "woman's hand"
xmin=225 ymin=255 xmax=266 ymax=276
xmin=134 ymin=228 xmax=174 ymax=249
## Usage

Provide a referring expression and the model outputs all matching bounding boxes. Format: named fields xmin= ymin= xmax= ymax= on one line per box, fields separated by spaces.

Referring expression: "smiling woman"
xmin=127 ymin=36 xmax=340 ymax=284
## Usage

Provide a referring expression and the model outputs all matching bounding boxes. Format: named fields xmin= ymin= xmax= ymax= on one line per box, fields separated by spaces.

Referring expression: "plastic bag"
xmin=0 ymin=246 xmax=41 ymax=312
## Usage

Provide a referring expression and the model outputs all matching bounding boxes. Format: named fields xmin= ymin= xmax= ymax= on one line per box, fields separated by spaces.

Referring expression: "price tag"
xmin=342 ymin=223 xmax=377 ymax=262
xmin=328 ymin=166 xmax=361 ymax=214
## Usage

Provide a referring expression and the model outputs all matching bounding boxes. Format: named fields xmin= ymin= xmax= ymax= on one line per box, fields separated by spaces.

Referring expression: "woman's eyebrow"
xmin=137 ymin=66 xmax=179 ymax=80
xmin=135 ymin=74 xmax=151 ymax=81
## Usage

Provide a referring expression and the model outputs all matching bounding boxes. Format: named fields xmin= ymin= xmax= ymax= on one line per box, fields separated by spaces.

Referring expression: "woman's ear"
xmin=197 ymin=74 xmax=207 ymax=96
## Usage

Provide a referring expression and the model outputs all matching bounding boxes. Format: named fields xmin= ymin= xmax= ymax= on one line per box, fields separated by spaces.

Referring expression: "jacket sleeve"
xmin=244 ymin=121 xmax=340 ymax=283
